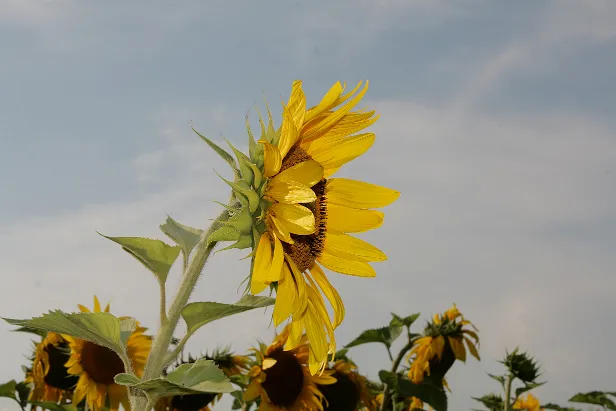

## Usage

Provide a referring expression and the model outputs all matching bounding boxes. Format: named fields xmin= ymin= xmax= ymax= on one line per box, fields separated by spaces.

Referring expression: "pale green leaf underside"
xmin=99 ymin=234 xmax=181 ymax=284
xmin=181 ymin=295 xmax=275 ymax=336
xmin=115 ymin=359 xmax=233 ymax=399
xmin=4 ymin=311 xmax=127 ymax=357
xmin=159 ymin=216 xmax=204 ymax=259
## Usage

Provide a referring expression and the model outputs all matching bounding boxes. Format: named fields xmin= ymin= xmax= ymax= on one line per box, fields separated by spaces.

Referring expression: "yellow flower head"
xmin=513 ymin=393 xmax=543 ymax=411
xmin=407 ymin=304 xmax=480 ymax=385
xmin=63 ymin=296 xmax=152 ymax=411
xmin=244 ymin=324 xmax=336 ymax=410
xmin=25 ymin=332 xmax=79 ymax=403
xmin=243 ymin=81 xmax=399 ymax=374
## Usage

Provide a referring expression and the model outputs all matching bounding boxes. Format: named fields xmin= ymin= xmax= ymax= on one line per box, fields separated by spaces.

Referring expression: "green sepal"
xmin=193 ymin=127 xmax=240 ymax=178
xmin=217 ymin=234 xmax=253 ymax=252
xmin=207 ymin=226 xmax=240 ymax=244
xmin=245 ymin=160 xmax=263 ymax=189
xmin=220 ymin=206 xmax=253 ymax=235
xmin=246 ymin=114 xmax=258 ymax=162
xmin=216 ymin=173 xmax=260 ymax=214
xmin=225 ymin=139 xmax=254 ymax=186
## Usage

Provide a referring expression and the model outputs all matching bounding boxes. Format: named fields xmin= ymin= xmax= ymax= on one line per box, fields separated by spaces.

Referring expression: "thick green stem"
xmin=504 ymin=373 xmax=513 ymax=411
xmin=159 ymin=280 xmax=167 ymax=326
xmin=133 ymin=207 xmax=231 ymax=411
xmin=380 ymin=337 xmax=414 ymax=411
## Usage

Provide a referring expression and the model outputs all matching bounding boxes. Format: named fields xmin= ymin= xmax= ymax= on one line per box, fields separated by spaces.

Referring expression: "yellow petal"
xmin=326 ymin=203 xmax=384 ymax=233
xmin=323 ymin=231 xmax=387 ymax=262
xmin=243 ymin=380 xmax=261 ymax=402
xmin=327 ymin=178 xmax=400 ymax=209
xmin=301 ymin=111 xmax=377 ymax=145
xmin=304 ymin=133 xmax=375 ymax=178
xmin=107 ymin=384 xmax=126 ymax=411
xmin=303 ymin=303 xmax=328 ymax=373
xmin=448 ymin=336 xmax=467 ymax=362
xmin=309 ymin=265 xmax=345 ymax=328
xmin=73 ymin=376 xmax=88 ymax=405
xmin=432 ymin=335 xmax=445 ymax=360
xmin=277 ymin=105 xmax=300 ymax=159
xmin=317 ymin=253 xmax=376 ymax=277
xmin=272 ymin=265 xmax=295 ymax=326
xmin=267 ymin=181 xmax=316 ymax=204
xmin=464 ymin=336 xmax=481 ymax=361
xmin=104 ymin=303 xmax=110 ymax=313
xmin=269 ymin=203 xmax=316 ymax=235
xmin=261 ymin=141 xmax=282 ymax=178
xmin=268 ymin=234 xmax=284 ymax=282
xmin=287 ymin=81 xmax=306 ymax=129
xmin=267 ymin=215 xmax=293 ymax=244
xmin=93 ymin=296 xmax=101 ymax=313
xmin=78 ymin=305 xmax=90 ymax=313
xmin=262 ymin=358 xmax=278 ymax=370
xmin=304 ymin=82 xmax=343 ymax=123
xmin=251 ymin=233 xmax=273 ymax=293
xmin=270 ymin=159 xmax=324 ymax=188
xmin=286 ymin=257 xmax=308 ymax=317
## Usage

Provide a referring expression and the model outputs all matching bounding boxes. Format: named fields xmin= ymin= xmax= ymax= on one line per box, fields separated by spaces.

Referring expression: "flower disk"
xmin=247 ymin=80 xmax=400 ymax=374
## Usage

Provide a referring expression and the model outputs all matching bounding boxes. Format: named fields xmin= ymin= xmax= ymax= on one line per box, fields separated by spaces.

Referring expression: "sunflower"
xmin=63 ymin=296 xmax=152 ymax=411
xmin=25 ymin=332 xmax=79 ymax=403
xmin=242 ymin=80 xmax=399 ymax=374
xmin=407 ymin=304 xmax=480 ymax=385
xmin=513 ymin=393 xmax=543 ymax=411
xmin=156 ymin=350 xmax=250 ymax=411
xmin=244 ymin=325 xmax=336 ymax=410
xmin=316 ymin=359 xmax=375 ymax=411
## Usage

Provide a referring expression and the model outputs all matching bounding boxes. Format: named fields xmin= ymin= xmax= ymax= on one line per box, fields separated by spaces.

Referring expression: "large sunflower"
xmin=244 ymin=325 xmax=336 ymax=410
xmin=316 ymin=359 xmax=375 ymax=411
xmin=407 ymin=304 xmax=480 ymax=385
xmin=63 ymin=296 xmax=152 ymax=411
xmin=156 ymin=350 xmax=250 ymax=411
xmin=25 ymin=332 xmax=79 ymax=403
xmin=248 ymin=80 xmax=400 ymax=373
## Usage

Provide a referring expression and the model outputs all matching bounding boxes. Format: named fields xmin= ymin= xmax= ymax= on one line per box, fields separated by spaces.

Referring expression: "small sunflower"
xmin=407 ymin=304 xmax=480 ymax=385
xmin=156 ymin=350 xmax=250 ymax=411
xmin=238 ymin=80 xmax=399 ymax=374
xmin=25 ymin=332 xmax=79 ymax=403
xmin=63 ymin=296 xmax=152 ymax=411
xmin=316 ymin=359 xmax=375 ymax=411
xmin=244 ymin=325 xmax=336 ymax=410
xmin=513 ymin=393 xmax=543 ymax=411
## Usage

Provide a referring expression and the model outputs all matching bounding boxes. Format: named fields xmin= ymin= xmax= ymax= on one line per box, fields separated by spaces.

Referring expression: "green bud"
xmin=501 ymin=347 xmax=541 ymax=383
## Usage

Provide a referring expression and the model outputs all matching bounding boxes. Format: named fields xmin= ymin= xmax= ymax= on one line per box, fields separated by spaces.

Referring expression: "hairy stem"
xmin=380 ymin=337 xmax=414 ymax=411
xmin=133 ymin=207 xmax=232 ymax=411
xmin=159 ymin=280 xmax=167 ymax=326
xmin=504 ymin=373 xmax=513 ymax=411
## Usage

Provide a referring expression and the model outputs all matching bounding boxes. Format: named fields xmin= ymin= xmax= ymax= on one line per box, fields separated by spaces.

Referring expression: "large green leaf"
xmin=514 ymin=381 xmax=545 ymax=399
xmin=569 ymin=391 xmax=616 ymax=410
xmin=159 ymin=216 xmax=204 ymax=259
xmin=390 ymin=313 xmax=420 ymax=329
xmin=345 ymin=325 xmax=402 ymax=350
xmin=396 ymin=377 xmax=448 ymax=411
xmin=29 ymin=403 xmax=77 ymax=411
xmin=0 ymin=380 xmax=32 ymax=409
xmin=4 ymin=312 xmax=134 ymax=359
xmin=115 ymin=359 xmax=233 ymax=399
xmin=99 ymin=234 xmax=180 ymax=284
xmin=181 ymin=295 xmax=275 ymax=337
xmin=471 ymin=394 xmax=504 ymax=411
xmin=542 ymin=404 xmax=581 ymax=411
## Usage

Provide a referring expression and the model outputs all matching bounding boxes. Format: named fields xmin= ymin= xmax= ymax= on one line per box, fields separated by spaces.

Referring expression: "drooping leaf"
xmin=98 ymin=234 xmax=181 ymax=284
xmin=160 ymin=216 xmax=204 ymax=259
xmin=378 ymin=370 xmax=398 ymax=389
xmin=181 ymin=295 xmax=275 ymax=337
xmin=115 ymin=359 xmax=233 ymax=399
xmin=514 ymin=381 xmax=545 ymax=399
xmin=4 ymin=311 xmax=129 ymax=359
xmin=487 ymin=373 xmax=505 ymax=386
xmin=29 ymin=402 xmax=77 ymax=411
xmin=11 ymin=326 xmax=47 ymax=338
xmin=396 ymin=377 xmax=448 ymax=411
xmin=569 ymin=391 xmax=616 ymax=410
xmin=345 ymin=325 xmax=402 ymax=350
xmin=471 ymin=394 xmax=504 ymax=411
xmin=542 ymin=404 xmax=581 ymax=411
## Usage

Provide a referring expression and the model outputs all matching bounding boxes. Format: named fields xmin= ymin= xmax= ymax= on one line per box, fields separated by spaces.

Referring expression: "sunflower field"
xmin=1 ymin=81 xmax=613 ymax=411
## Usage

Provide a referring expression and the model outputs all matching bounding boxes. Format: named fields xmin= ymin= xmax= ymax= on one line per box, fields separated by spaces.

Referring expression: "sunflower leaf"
xmin=396 ymin=377 xmax=448 ymax=411
xmin=181 ymin=295 xmax=275 ymax=337
xmin=514 ymin=381 xmax=545 ymax=399
xmin=98 ymin=234 xmax=181 ymax=284
xmin=391 ymin=313 xmax=421 ymax=329
xmin=11 ymin=326 xmax=47 ymax=338
xmin=471 ymin=394 xmax=504 ymax=411
xmin=115 ymin=359 xmax=233 ymax=399
xmin=542 ymin=404 xmax=582 ymax=411
xmin=29 ymin=402 xmax=77 ymax=411
xmin=3 ymin=311 xmax=128 ymax=359
xmin=569 ymin=391 xmax=616 ymax=410
xmin=0 ymin=380 xmax=18 ymax=405
xmin=345 ymin=326 xmax=402 ymax=350
xmin=160 ymin=216 xmax=204 ymax=260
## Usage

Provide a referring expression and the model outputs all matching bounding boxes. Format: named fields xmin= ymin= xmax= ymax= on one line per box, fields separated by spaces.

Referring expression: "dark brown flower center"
xmin=261 ymin=349 xmax=304 ymax=407
xmin=170 ymin=393 xmax=217 ymax=411
xmin=318 ymin=371 xmax=359 ymax=411
xmin=80 ymin=341 xmax=125 ymax=385
xmin=43 ymin=342 xmax=79 ymax=391
xmin=279 ymin=146 xmax=327 ymax=272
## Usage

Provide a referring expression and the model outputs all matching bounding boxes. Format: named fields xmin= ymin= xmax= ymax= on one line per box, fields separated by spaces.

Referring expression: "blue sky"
xmin=1 ymin=1 xmax=615 ymax=410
